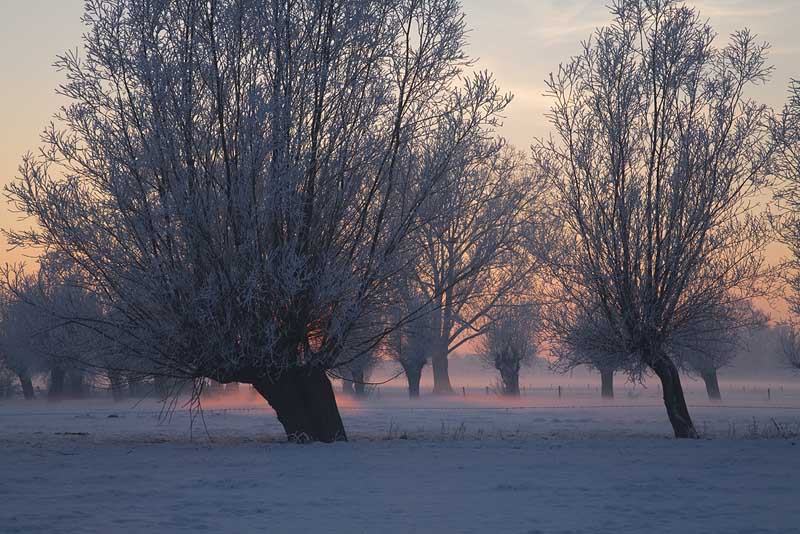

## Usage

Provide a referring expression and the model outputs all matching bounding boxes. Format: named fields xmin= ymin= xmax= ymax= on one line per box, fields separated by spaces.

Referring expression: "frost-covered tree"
xmin=671 ymin=303 xmax=765 ymax=400
xmin=537 ymin=0 xmax=773 ymax=437
xmin=551 ymin=303 xmax=638 ymax=400
xmin=406 ymin=146 xmax=542 ymax=394
xmin=0 ymin=289 xmax=38 ymax=399
xmin=6 ymin=0 xmax=508 ymax=442
xmin=674 ymin=334 xmax=728 ymax=400
xmin=338 ymin=350 xmax=379 ymax=398
xmin=778 ymin=323 xmax=800 ymax=371
xmin=774 ymin=80 xmax=800 ymax=335
xmin=386 ymin=288 xmax=438 ymax=398
xmin=478 ymin=303 xmax=539 ymax=396
xmin=1 ymin=258 xmax=103 ymax=400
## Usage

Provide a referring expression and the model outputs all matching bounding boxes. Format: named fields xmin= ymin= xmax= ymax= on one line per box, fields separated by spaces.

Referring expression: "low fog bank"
xmin=369 ymin=350 xmax=800 ymax=394
xmin=0 ymin=323 xmax=795 ymax=410
xmin=1 ymin=348 xmax=796 ymax=410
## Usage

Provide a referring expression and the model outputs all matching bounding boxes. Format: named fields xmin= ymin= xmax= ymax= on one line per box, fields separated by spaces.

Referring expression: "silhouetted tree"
xmin=672 ymin=303 xmax=766 ymax=400
xmin=479 ymin=303 xmax=539 ymax=396
xmin=7 ymin=0 xmax=509 ymax=441
xmin=537 ymin=0 xmax=773 ymax=437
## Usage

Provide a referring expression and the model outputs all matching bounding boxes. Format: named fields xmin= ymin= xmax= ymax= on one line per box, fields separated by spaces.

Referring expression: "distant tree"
xmin=0 ymin=363 xmax=15 ymax=399
xmin=671 ymin=303 xmax=766 ymax=400
xmin=674 ymin=334 xmax=729 ymax=400
xmin=551 ymin=303 xmax=639 ymax=400
xmin=6 ymin=0 xmax=509 ymax=442
xmin=406 ymin=145 xmax=544 ymax=394
xmin=385 ymin=287 xmax=437 ymax=398
xmin=597 ymin=365 xmax=616 ymax=400
xmin=774 ymin=80 xmax=800 ymax=346
xmin=339 ymin=351 xmax=379 ymax=398
xmin=778 ymin=324 xmax=800 ymax=371
xmin=2 ymin=257 xmax=103 ymax=401
xmin=404 ymin=146 xmax=521 ymax=394
xmin=479 ymin=303 xmax=539 ymax=396
xmin=0 ymin=289 xmax=39 ymax=399
xmin=537 ymin=0 xmax=774 ymax=437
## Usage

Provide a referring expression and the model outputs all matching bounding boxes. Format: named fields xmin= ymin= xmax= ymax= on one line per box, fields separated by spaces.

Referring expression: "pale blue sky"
xmin=1 ymin=0 xmax=798 ymax=262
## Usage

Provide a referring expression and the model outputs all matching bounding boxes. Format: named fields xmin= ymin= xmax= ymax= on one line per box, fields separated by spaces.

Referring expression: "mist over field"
xmin=3 ymin=365 xmax=799 ymax=533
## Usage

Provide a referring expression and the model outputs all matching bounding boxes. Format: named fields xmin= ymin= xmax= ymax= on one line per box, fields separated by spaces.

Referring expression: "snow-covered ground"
xmin=1 ymin=383 xmax=799 ymax=533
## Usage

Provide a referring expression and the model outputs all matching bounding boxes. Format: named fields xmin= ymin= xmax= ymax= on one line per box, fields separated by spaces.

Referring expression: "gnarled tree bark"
xmin=254 ymin=366 xmax=346 ymax=443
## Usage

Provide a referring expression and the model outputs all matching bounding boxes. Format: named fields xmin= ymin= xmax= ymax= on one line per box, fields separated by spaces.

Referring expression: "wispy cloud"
xmin=526 ymin=1 xmax=609 ymax=46
xmin=692 ymin=0 xmax=790 ymax=19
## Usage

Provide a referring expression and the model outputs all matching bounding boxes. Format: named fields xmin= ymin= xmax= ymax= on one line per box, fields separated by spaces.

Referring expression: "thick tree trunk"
xmin=500 ymin=368 xmax=520 ymax=396
xmin=600 ymin=368 xmax=614 ymax=399
xmin=431 ymin=346 xmax=453 ymax=395
xmin=48 ymin=367 xmax=66 ymax=401
xmin=402 ymin=364 xmax=423 ymax=399
xmin=650 ymin=356 xmax=698 ymax=439
xmin=254 ymin=366 xmax=347 ymax=443
xmin=18 ymin=373 xmax=34 ymax=400
xmin=701 ymin=369 xmax=721 ymax=401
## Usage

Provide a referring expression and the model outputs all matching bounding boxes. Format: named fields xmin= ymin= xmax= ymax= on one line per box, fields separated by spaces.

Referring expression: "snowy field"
xmin=1 ymin=381 xmax=799 ymax=534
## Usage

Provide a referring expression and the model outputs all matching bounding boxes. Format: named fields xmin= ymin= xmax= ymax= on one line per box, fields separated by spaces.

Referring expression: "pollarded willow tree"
xmin=386 ymin=282 xmax=438 ymax=398
xmin=0 ymin=288 xmax=39 ymax=400
xmin=671 ymin=302 xmax=765 ymax=400
xmin=478 ymin=302 xmax=539 ymax=396
xmin=6 ymin=0 xmax=510 ymax=442
xmin=537 ymin=0 xmax=774 ymax=437
xmin=670 ymin=325 xmax=732 ymax=401
xmin=1 ymin=257 xmax=103 ymax=400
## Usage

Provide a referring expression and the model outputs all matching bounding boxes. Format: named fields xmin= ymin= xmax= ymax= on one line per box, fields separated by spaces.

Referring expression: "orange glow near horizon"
xmin=197 ymin=383 xmax=369 ymax=412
